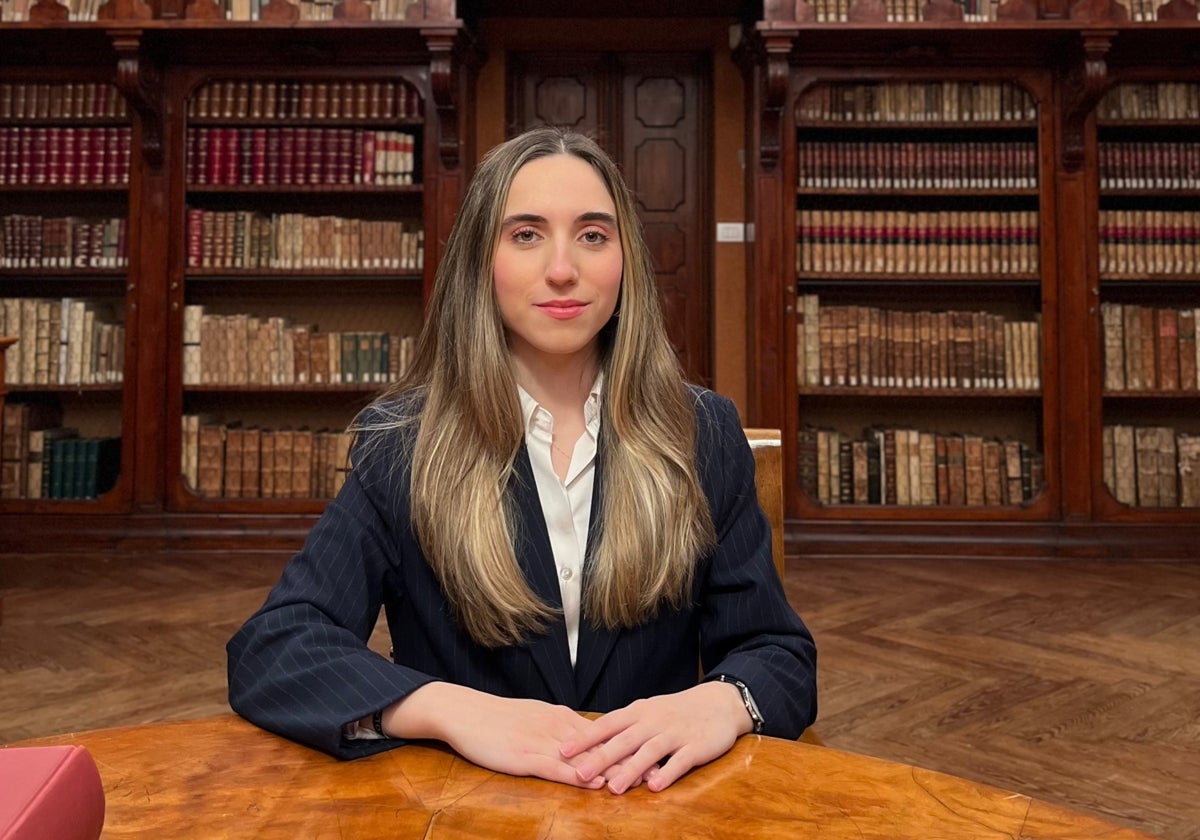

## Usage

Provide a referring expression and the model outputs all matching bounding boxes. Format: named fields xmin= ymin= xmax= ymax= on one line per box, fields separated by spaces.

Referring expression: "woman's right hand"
xmin=381 ymin=682 xmax=608 ymax=789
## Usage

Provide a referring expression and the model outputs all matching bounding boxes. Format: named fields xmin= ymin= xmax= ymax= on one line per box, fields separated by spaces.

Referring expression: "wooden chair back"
xmin=744 ymin=428 xmax=785 ymax=580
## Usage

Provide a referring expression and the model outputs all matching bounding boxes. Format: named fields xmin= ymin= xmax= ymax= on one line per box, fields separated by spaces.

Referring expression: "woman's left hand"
xmin=558 ymin=680 xmax=753 ymax=795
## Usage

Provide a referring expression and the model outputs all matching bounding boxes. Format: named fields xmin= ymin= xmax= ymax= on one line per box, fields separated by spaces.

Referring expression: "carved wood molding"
xmin=110 ymin=31 xmax=164 ymax=170
xmin=97 ymin=0 xmax=152 ymax=21
xmin=333 ymin=0 xmax=372 ymax=20
xmin=27 ymin=0 xmax=69 ymax=21
xmin=748 ymin=28 xmax=797 ymax=172
xmin=1060 ymin=29 xmax=1114 ymax=173
xmin=996 ymin=0 xmax=1039 ymax=19
xmin=184 ymin=0 xmax=225 ymax=19
xmin=922 ymin=0 xmax=965 ymax=20
xmin=1157 ymin=0 xmax=1200 ymax=19
xmin=422 ymin=27 xmax=481 ymax=171
xmin=1068 ymin=0 xmax=1128 ymax=20
xmin=847 ymin=0 xmax=887 ymax=22
xmin=259 ymin=0 xmax=301 ymax=22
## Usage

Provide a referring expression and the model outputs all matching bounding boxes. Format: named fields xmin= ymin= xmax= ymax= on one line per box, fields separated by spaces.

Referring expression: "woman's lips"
xmin=537 ymin=301 xmax=588 ymax=319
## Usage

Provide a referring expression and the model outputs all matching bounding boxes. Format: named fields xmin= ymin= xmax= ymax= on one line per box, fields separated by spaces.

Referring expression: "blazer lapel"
xmin=572 ymin=437 xmax=621 ymax=705
xmin=509 ymin=445 xmax=578 ymax=708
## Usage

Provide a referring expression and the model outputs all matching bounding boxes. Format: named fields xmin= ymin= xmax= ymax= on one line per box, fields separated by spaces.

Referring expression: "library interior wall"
xmin=473 ymin=19 xmax=749 ymax=417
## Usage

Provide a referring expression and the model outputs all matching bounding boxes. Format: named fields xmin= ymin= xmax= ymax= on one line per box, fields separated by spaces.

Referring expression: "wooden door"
xmin=508 ymin=53 xmax=712 ymax=387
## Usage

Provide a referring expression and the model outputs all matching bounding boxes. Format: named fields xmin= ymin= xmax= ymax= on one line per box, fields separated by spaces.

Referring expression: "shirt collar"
xmin=517 ymin=370 xmax=605 ymax=436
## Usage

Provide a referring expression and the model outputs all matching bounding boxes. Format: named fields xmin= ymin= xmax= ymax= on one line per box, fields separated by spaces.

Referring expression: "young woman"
xmin=227 ymin=127 xmax=817 ymax=795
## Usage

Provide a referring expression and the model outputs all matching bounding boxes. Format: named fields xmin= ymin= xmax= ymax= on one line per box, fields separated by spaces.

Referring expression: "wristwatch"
xmin=715 ymin=675 xmax=764 ymax=734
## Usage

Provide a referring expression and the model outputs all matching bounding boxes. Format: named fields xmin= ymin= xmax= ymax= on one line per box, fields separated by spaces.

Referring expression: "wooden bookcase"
xmin=1092 ymin=73 xmax=1200 ymax=519
xmin=0 ymin=70 xmax=134 ymax=510
xmin=5 ymin=0 xmax=1200 ymax=557
xmin=741 ymin=1 xmax=1200 ymax=559
xmin=0 ymin=9 xmax=478 ymax=551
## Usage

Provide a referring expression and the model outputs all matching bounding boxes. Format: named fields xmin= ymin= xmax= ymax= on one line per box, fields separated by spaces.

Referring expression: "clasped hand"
xmin=431 ymin=681 xmax=751 ymax=795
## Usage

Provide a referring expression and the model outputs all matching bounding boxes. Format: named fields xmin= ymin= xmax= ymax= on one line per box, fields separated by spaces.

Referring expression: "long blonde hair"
xmin=359 ymin=127 xmax=715 ymax=647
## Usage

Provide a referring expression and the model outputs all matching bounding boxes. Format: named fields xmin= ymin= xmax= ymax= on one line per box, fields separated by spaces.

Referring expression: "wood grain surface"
xmin=17 ymin=714 xmax=1158 ymax=840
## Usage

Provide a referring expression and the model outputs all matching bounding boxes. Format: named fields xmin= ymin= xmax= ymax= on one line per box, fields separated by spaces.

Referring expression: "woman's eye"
xmin=581 ymin=230 xmax=609 ymax=244
xmin=512 ymin=228 xmax=538 ymax=243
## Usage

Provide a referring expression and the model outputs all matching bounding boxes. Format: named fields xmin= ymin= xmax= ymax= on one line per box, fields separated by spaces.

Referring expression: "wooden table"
xmin=17 ymin=715 xmax=1156 ymax=839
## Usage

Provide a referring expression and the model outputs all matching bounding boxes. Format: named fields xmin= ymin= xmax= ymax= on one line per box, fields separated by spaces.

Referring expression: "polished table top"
xmin=18 ymin=715 xmax=1155 ymax=839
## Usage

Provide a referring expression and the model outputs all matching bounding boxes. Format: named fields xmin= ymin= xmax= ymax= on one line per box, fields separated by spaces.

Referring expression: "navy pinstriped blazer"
xmin=227 ymin=388 xmax=817 ymax=759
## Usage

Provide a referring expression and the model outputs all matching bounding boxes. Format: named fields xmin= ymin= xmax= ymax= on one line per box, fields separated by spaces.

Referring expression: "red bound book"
xmin=319 ymin=128 xmax=334 ymax=183
xmin=360 ymin=130 xmax=375 ymax=186
xmin=193 ymin=127 xmax=210 ymax=184
xmin=46 ymin=127 xmax=62 ymax=186
xmin=238 ymin=128 xmax=253 ymax=186
xmin=15 ymin=126 xmax=32 ymax=183
xmin=309 ymin=128 xmax=325 ymax=185
xmin=280 ymin=127 xmax=296 ymax=185
xmin=96 ymin=128 xmax=111 ymax=185
xmin=332 ymin=128 xmax=348 ymax=185
xmin=294 ymin=127 xmax=310 ymax=186
xmin=252 ymin=128 xmax=267 ymax=186
xmin=223 ymin=127 xmax=240 ymax=186
xmin=116 ymin=128 xmax=131 ymax=185
xmin=207 ymin=126 xmax=223 ymax=185
xmin=265 ymin=129 xmax=281 ymax=185
xmin=29 ymin=127 xmax=46 ymax=185
xmin=58 ymin=127 xmax=75 ymax=186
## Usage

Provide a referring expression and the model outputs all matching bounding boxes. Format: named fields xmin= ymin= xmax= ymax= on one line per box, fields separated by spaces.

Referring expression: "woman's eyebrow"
xmin=500 ymin=211 xmax=617 ymax=226
xmin=578 ymin=211 xmax=617 ymax=226
xmin=500 ymin=213 xmax=546 ymax=227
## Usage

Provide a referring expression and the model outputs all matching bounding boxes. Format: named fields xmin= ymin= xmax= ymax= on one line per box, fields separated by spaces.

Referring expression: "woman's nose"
xmin=545 ymin=242 xmax=579 ymax=285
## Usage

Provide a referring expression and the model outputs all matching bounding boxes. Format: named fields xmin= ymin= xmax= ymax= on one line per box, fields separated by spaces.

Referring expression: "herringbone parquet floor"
xmin=1 ymin=552 xmax=1197 ymax=839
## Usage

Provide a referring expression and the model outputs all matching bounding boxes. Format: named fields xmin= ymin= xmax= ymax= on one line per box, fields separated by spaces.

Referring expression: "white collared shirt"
xmin=516 ymin=373 xmax=603 ymax=668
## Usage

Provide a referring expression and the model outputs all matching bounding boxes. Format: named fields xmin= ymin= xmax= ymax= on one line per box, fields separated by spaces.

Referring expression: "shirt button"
xmin=559 ymin=567 xmax=574 ymax=581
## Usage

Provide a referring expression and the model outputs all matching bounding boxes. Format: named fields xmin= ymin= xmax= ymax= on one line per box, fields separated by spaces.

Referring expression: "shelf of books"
xmin=168 ymin=72 xmax=425 ymax=512
xmin=0 ymin=75 xmax=132 ymax=509
xmin=789 ymin=76 xmax=1056 ymax=520
xmin=1095 ymin=78 xmax=1200 ymax=516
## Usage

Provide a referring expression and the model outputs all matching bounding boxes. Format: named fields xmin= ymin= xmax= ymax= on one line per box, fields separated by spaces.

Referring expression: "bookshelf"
xmin=0 ymin=74 xmax=133 ymax=508
xmin=790 ymin=78 xmax=1053 ymax=515
xmin=171 ymin=72 xmax=426 ymax=510
xmin=0 ymin=13 xmax=477 ymax=550
xmin=1095 ymin=79 xmax=1200 ymax=515
xmin=741 ymin=4 xmax=1200 ymax=559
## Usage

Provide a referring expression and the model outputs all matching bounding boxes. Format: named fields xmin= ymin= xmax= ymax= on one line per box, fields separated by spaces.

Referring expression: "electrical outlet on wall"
xmin=716 ymin=222 xmax=745 ymax=243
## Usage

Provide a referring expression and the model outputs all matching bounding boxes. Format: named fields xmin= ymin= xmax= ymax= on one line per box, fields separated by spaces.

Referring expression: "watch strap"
xmin=715 ymin=675 xmax=764 ymax=734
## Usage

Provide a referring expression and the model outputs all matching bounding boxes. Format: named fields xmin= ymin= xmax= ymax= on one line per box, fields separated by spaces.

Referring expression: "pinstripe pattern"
xmin=227 ymin=389 xmax=817 ymax=759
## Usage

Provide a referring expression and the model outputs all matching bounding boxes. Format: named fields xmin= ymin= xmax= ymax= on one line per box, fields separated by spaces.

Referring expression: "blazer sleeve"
xmin=694 ymin=390 xmax=818 ymax=740
xmin=226 ymin=422 xmax=436 ymax=760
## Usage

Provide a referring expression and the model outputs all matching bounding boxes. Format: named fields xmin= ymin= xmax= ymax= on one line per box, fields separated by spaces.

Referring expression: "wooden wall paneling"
xmin=620 ymin=53 xmax=712 ymax=387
